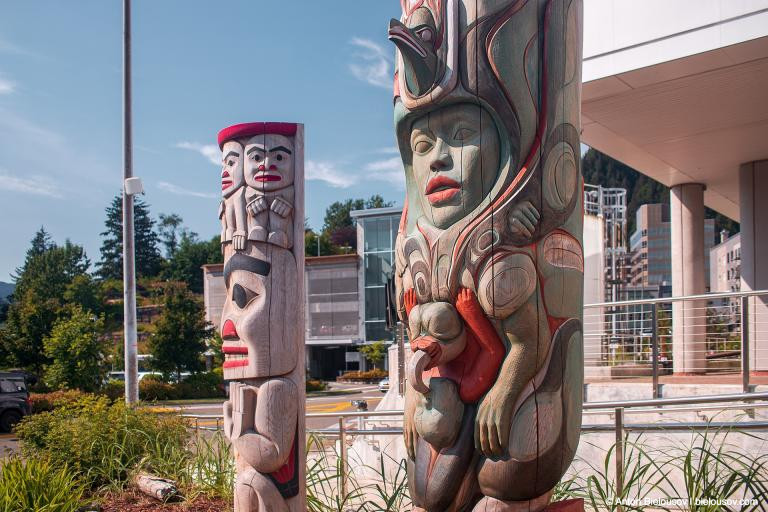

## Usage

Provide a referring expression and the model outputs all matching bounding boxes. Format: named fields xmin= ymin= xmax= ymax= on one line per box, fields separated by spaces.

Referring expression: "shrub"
xmin=29 ymin=389 xmax=89 ymax=414
xmin=139 ymin=377 xmax=179 ymax=401
xmin=101 ymin=379 xmax=124 ymax=401
xmin=338 ymin=369 xmax=388 ymax=381
xmin=15 ymin=394 xmax=188 ymax=489
xmin=175 ymin=371 xmax=224 ymax=399
xmin=0 ymin=457 xmax=87 ymax=512
xmin=307 ymin=379 xmax=328 ymax=392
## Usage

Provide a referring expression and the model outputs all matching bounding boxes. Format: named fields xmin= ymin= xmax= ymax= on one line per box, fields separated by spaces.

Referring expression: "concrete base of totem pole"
xmin=545 ymin=499 xmax=584 ymax=511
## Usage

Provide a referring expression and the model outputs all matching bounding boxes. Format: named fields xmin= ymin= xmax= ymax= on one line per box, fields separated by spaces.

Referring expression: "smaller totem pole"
xmin=217 ymin=123 xmax=306 ymax=512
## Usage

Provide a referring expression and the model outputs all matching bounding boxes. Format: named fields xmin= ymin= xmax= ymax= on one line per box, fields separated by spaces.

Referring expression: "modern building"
xmin=628 ymin=204 xmax=715 ymax=291
xmin=709 ymin=231 xmax=742 ymax=323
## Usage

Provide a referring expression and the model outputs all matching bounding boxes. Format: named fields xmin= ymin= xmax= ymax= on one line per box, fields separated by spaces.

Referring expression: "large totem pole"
xmin=217 ymin=122 xmax=306 ymax=512
xmin=390 ymin=1 xmax=584 ymax=510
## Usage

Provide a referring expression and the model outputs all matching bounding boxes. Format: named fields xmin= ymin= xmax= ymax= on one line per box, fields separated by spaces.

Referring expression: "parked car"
xmin=378 ymin=378 xmax=390 ymax=393
xmin=0 ymin=372 xmax=31 ymax=432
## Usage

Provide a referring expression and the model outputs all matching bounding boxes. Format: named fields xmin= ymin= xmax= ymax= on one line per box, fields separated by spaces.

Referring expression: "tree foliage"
xmin=359 ymin=341 xmax=387 ymax=370
xmin=147 ymin=283 xmax=211 ymax=380
xmin=317 ymin=195 xmax=394 ymax=253
xmin=162 ymin=234 xmax=222 ymax=294
xmin=96 ymin=194 xmax=163 ymax=280
xmin=0 ymin=231 xmax=97 ymax=373
xmin=43 ymin=306 xmax=107 ymax=392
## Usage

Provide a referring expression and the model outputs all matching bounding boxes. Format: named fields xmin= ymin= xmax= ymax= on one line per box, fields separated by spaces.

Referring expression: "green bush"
xmin=15 ymin=394 xmax=188 ymax=489
xmin=29 ymin=389 xmax=90 ymax=414
xmin=338 ymin=369 xmax=388 ymax=381
xmin=175 ymin=371 xmax=224 ymax=399
xmin=0 ymin=457 xmax=87 ymax=512
xmin=101 ymin=379 xmax=124 ymax=401
xmin=306 ymin=379 xmax=328 ymax=392
xmin=139 ymin=377 xmax=179 ymax=401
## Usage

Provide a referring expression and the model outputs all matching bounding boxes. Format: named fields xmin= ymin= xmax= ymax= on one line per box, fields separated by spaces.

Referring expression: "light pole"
xmin=122 ymin=0 xmax=138 ymax=404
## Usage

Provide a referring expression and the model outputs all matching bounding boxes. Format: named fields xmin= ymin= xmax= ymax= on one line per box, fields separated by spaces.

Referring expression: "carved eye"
xmin=415 ymin=26 xmax=434 ymax=43
xmin=232 ymin=284 xmax=258 ymax=309
xmin=453 ymin=127 xmax=476 ymax=141
xmin=277 ymin=154 xmax=283 ymax=161
xmin=413 ymin=139 xmax=433 ymax=154
xmin=227 ymin=160 xmax=235 ymax=167
xmin=251 ymin=153 xmax=262 ymax=162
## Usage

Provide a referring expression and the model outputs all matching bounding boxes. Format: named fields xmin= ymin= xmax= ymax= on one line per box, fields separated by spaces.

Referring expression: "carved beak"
xmin=389 ymin=18 xmax=437 ymax=97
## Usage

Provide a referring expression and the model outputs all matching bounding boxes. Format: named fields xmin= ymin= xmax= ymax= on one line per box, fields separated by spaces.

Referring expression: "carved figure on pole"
xmin=390 ymin=0 xmax=584 ymax=510
xmin=218 ymin=123 xmax=306 ymax=512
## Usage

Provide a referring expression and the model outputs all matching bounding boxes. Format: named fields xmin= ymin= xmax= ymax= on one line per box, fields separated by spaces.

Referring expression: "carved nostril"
xmin=430 ymin=153 xmax=452 ymax=172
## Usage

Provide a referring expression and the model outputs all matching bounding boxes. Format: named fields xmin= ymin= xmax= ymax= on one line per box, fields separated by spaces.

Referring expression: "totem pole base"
xmin=544 ymin=499 xmax=585 ymax=511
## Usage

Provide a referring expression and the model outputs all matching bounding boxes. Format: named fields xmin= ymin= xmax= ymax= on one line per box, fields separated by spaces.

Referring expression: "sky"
xmin=0 ymin=1 xmax=405 ymax=281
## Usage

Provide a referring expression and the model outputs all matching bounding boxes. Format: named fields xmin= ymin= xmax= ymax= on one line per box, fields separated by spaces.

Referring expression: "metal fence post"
xmin=742 ymin=295 xmax=751 ymax=394
xmin=615 ymin=407 xmax=624 ymax=512
xmin=338 ymin=417 xmax=347 ymax=502
xmin=651 ymin=303 xmax=660 ymax=399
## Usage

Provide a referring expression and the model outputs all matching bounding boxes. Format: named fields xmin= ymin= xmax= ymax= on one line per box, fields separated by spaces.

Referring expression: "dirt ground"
xmin=98 ymin=489 xmax=229 ymax=512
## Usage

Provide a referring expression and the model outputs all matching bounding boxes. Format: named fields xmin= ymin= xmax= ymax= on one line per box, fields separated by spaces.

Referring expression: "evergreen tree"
xmin=12 ymin=226 xmax=54 ymax=280
xmin=163 ymin=234 xmax=222 ymax=294
xmin=158 ymin=213 xmax=188 ymax=258
xmin=96 ymin=194 xmax=163 ymax=280
xmin=43 ymin=306 xmax=107 ymax=392
xmin=148 ymin=283 xmax=211 ymax=381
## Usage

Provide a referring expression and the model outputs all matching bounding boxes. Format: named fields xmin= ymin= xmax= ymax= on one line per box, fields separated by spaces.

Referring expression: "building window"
xmin=307 ymin=265 xmax=359 ymax=339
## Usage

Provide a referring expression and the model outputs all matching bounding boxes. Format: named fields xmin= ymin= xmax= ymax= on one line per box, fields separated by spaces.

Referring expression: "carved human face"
xmin=244 ymin=134 xmax=294 ymax=192
xmin=220 ymin=249 xmax=299 ymax=379
xmin=220 ymin=140 xmax=244 ymax=198
xmin=410 ymin=103 xmax=500 ymax=229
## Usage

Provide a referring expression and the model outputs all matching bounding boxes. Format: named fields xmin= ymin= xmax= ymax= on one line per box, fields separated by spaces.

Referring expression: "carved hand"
xmin=233 ymin=231 xmax=246 ymax=251
xmin=224 ymin=382 xmax=257 ymax=440
xmin=270 ymin=197 xmax=293 ymax=218
xmin=403 ymin=386 xmax=419 ymax=460
xmin=247 ymin=196 xmax=269 ymax=216
xmin=475 ymin=384 xmax=514 ymax=458
xmin=507 ymin=200 xmax=540 ymax=240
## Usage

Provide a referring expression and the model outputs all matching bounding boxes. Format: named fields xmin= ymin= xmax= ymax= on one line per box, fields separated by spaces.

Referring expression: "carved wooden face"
xmin=244 ymin=134 xmax=294 ymax=192
xmin=220 ymin=248 xmax=299 ymax=379
xmin=221 ymin=140 xmax=244 ymax=198
xmin=410 ymin=103 xmax=500 ymax=229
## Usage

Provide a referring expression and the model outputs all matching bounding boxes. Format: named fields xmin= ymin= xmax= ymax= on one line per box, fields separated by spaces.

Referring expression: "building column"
xmin=740 ymin=161 xmax=768 ymax=374
xmin=671 ymin=183 xmax=706 ymax=374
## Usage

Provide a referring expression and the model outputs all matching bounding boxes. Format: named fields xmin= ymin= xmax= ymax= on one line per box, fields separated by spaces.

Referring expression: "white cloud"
xmin=157 ymin=181 xmax=217 ymax=199
xmin=306 ymin=160 xmax=357 ymax=188
xmin=0 ymin=77 xmax=15 ymax=95
xmin=365 ymin=157 xmax=405 ymax=187
xmin=0 ymin=170 xmax=62 ymax=198
xmin=349 ymin=38 xmax=393 ymax=89
xmin=175 ymin=141 xmax=220 ymax=165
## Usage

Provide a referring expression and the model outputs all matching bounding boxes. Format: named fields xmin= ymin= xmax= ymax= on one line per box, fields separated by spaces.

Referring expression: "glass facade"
xmin=306 ymin=262 xmax=359 ymax=340
xmin=357 ymin=211 xmax=401 ymax=342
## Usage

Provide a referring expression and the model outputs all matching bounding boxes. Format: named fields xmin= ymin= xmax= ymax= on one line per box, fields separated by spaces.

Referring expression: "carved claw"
xmin=455 ymin=287 xmax=481 ymax=317
xmin=232 ymin=231 xmax=246 ymax=251
xmin=247 ymin=196 xmax=268 ymax=216
xmin=270 ymin=197 xmax=293 ymax=218
xmin=407 ymin=349 xmax=432 ymax=394
xmin=508 ymin=200 xmax=540 ymax=240
xmin=403 ymin=288 xmax=418 ymax=317
xmin=229 ymin=382 xmax=258 ymax=440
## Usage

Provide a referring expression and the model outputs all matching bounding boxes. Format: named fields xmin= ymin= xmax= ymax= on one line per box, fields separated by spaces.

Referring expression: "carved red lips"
xmin=426 ymin=175 xmax=461 ymax=205
xmin=221 ymin=170 xmax=233 ymax=190
xmin=222 ymin=320 xmax=249 ymax=367
xmin=253 ymin=165 xmax=282 ymax=182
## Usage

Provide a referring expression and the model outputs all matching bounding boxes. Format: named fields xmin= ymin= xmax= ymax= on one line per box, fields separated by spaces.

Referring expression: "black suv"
xmin=0 ymin=372 xmax=31 ymax=432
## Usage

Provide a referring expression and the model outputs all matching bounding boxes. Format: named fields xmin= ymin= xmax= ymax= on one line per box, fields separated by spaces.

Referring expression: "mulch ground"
xmin=98 ymin=489 xmax=230 ymax=512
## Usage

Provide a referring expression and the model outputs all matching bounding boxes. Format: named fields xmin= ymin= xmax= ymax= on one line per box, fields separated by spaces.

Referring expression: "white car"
xmin=378 ymin=378 xmax=390 ymax=393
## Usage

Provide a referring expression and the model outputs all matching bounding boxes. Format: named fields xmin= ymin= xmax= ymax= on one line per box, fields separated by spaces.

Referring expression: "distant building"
xmin=709 ymin=231 xmax=741 ymax=322
xmin=628 ymin=203 xmax=715 ymax=292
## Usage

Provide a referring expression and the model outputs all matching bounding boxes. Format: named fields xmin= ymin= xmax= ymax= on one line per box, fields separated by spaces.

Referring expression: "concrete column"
xmin=740 ymin=161 xmax=768 ymax=373
xmin=670 ymin=183 xmax=706 ymax=374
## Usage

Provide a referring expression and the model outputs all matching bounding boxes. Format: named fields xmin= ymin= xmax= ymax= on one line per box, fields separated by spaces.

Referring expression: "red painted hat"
xmin=217 ymin=122 xmax=298 ymax=149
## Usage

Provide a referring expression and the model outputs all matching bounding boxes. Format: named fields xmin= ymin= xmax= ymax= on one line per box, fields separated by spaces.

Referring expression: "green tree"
xmin=0 ymin=235 xmax=95 ymax=373
xmin=147 ymin=283 xmax=211 ymax=381
xmin=359 ymin=341 xmax=387 ymax=370
xmin=96 ymin=194 xmax=163 ymax=280
xmin=158 ymin=213 xmax=188 ymax=258
xmin=162 ymin=234 xmax=222 ymax=294
xmin=304 ymin=229 xmax=337 ymax=257
xmin=320 ymin=195 xmax=394 ymax=252
xmin=43 ymin=306 xmax=107 ymax=392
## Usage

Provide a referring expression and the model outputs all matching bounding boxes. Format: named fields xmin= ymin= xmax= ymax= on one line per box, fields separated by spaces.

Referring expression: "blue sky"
xmin=0 ymin=1 xmax=405 ymax=281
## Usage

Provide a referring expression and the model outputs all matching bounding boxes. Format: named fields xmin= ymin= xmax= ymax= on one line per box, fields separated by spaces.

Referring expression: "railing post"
xmin=742 ymin=295 xmax=751 ymax=393
xmin=338 ymin=417 xmax=347 ymax=502
xmin=615 ymin=407 xmax=624 ymax=512
xmin=651 ymin=303 xmax=660 ymax=399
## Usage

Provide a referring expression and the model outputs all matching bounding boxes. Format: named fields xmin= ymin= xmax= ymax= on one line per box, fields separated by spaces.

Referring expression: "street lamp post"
xmin=122 ymin=0 xmax=138 ymax=404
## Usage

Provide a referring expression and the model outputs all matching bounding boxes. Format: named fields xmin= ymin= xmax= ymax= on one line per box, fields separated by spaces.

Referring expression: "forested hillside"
xmin=582 ymin=148 xmax=739 ymax=237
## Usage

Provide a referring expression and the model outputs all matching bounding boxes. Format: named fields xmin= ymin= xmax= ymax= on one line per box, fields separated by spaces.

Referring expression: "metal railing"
xmin=583 ymin=289 xmax=768 ymax=397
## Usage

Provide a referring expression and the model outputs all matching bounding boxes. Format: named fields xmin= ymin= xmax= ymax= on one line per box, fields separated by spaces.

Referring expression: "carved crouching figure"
xmin=390 ymin=1 xmax=584 ymax=510
xmin=218 ymin=123 xmax=305 ymax=512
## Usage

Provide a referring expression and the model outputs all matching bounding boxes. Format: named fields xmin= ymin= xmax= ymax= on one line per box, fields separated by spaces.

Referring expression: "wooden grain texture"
xmin=390 ymin=1 xmax=583 ymax=510
xmin=217 ymin=122 xmax=306 ymax=512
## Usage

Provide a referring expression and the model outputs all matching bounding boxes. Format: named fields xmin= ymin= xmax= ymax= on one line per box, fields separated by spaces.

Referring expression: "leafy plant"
xmin=0 ymin=457 xmax=87 ymax=512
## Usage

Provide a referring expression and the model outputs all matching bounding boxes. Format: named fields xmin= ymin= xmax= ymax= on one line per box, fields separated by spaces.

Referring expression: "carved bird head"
xmin=388 ymin=7 xmax=439 ymax=97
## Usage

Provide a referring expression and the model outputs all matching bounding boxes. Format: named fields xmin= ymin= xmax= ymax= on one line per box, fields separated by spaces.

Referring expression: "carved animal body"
xmin=217 ymin=122 xmax=306 ymax=512
xmin=390 ymin=1 xmax=584 ymax=511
